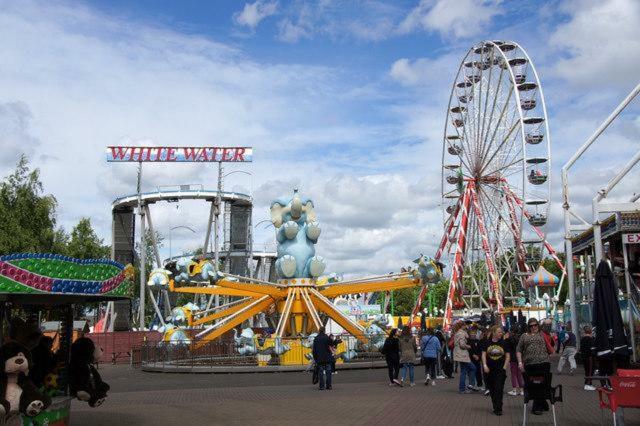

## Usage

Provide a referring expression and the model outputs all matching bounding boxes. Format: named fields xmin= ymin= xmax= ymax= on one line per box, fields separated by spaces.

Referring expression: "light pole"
xmin=169 ymin=225 xmax=196 ymax=260
xmin=204 ymin=167 xmax=252 ymax=311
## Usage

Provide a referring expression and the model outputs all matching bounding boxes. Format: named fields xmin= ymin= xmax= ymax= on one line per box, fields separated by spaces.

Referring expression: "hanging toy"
xmin=0 ymin=342 xmax=51 ymax=422
xmin=69 ymin=338 xmax=110 ymax=407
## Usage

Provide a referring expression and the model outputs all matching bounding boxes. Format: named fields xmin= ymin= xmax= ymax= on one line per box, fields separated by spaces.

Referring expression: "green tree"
xmin=385 ymin=279 xmax=451 ymax=316
xmin=0 ymin=156 xmax=58 ymax=254
xmin=389 ymin=287 xmax=418 ymax=315
xmin=66 ymin=218 xmax=110 ymax=259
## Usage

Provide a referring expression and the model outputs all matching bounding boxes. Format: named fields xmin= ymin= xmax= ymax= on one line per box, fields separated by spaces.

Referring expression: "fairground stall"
xmin=0 ymin=253 xmax=132 ymax=425
xmin=570 ymin=212 xmax=640 ymax=360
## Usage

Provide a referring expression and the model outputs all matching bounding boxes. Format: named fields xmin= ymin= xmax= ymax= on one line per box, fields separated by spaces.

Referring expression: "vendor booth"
xmin=0 ymin=253 xmax=132 ymax=425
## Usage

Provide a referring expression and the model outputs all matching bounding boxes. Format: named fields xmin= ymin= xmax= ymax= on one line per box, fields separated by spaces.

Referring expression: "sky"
xmin=0 ymin=0 xmax=639 ymax=277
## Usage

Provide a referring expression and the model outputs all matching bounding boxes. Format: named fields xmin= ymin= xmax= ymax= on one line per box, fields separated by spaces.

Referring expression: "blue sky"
xmin=0 ymin=0 xmax=638 ymax=277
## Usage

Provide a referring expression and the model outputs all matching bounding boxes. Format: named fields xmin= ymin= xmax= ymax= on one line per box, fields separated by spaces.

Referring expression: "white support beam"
xmin=596 ymin=202 xmax=640 ymax=214
xmin=569 ymin=225 xmax=590 ymax=232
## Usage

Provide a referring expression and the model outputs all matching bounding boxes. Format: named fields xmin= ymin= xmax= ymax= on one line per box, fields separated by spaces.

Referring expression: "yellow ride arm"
xmin=193 ymin=295 xmax=274 ymax=349
xmin=214 ymin=278 xmax=286 ymax=298
xmin=318 ymin=275 xmax=420 ymax=298
xmin=308 ymin=288 xmax=368 ymax=342
xmin=189 ymin=298 xmax=257 ymax=327
xmin=170 ymin=283 xmax=264 ymax=298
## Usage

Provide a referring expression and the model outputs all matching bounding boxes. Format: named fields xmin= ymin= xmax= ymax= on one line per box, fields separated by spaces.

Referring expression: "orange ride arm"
xmin=214 ymin=278 xmax=286 ymax=298
xmin=318 ymin=275 xmax=420 ymax=298
xmin=189 ymin=298 xmax=258 ymax=327
xmin=170 ymin=284 xmax=264 ymax=298
xmin=193 ymin=295 xmax=275 ymax=349
xmin=308 ymin=288 xmax=367 ymax=342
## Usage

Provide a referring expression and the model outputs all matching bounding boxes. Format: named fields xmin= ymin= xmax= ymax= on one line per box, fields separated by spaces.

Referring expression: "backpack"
xmin=421 ymin=336 xmax=434 ymax=357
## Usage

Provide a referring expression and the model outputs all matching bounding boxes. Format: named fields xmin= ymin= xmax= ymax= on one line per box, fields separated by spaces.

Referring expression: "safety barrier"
xmin=134 ymin=334 xmax=390 ymax=371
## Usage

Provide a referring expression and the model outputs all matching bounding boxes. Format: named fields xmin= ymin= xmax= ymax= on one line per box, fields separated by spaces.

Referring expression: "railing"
xmin=134 ymin=335 xmax=389 ymax=370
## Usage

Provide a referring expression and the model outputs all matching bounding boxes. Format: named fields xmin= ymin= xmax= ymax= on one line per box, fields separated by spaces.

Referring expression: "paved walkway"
xmin=71 ymin=361 xmax=639 ymax=425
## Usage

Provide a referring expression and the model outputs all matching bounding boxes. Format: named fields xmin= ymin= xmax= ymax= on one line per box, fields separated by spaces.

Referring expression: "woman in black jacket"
xmin=382 ymin=328 xmax=401 ymax=386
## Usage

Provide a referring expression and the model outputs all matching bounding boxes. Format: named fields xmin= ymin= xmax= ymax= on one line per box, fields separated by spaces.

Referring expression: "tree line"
xmin=0 ymin=156 xmax=109 ymax=259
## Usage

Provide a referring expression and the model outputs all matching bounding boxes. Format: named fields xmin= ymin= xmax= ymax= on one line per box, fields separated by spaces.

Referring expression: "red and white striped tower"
xmin=442 ymin=184 xmax=472 ymax=331
xmin=468 ymin=183 xmax=504 ymax=320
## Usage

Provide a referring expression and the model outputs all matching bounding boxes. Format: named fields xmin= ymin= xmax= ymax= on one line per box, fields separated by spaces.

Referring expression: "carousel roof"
xmin=525 ymin=265 xmax=559 ymax=287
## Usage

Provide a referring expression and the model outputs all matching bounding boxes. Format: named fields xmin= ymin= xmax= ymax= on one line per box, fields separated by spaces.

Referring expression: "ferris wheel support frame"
xmin=442 ymin=185 xmax=472 ymax=331
xmin=504 ymin=191 xmax=530 ymax=284
xmin=468 ymin=183 xmax=504 ymax=316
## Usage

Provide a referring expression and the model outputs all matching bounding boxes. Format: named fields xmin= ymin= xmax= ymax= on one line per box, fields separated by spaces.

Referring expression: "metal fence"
xmin=133 ymin=335 xmax=389 ymax=370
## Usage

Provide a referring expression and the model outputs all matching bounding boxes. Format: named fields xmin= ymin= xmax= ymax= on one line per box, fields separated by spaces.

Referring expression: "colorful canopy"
xmin=0 ymin=253 xmax=133 ymax=298
xmin=525 ymin=265 xmax=559 ymax=287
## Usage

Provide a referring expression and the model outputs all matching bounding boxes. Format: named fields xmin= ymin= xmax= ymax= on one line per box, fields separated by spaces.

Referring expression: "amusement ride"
xmin=412 ymin=40 xmax=565 ymax=331
xmin=163 ymin=189 xmax=440 ymax=358
xmin=108 ymin=41 xmax=569 ymax=362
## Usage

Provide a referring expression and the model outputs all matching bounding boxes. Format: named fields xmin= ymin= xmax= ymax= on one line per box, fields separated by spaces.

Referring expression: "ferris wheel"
xmin=429 ymin=40 xmax=564 ymax=330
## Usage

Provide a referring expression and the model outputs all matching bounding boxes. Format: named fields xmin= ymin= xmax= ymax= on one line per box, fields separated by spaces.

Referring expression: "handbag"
xmin=312 ymin=364 xmax=319 ymax=384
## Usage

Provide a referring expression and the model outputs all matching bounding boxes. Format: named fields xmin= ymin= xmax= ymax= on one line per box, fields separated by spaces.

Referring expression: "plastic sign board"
xmin=336 ymin=304 xmax=381 ymax=316
xmin=105 ymin=146 xmax=252 ymax=162
xmin=623 ymin=233 xmax=640 ymax=244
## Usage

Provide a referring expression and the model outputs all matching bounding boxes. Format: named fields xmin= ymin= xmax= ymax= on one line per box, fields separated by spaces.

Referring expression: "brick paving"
xmin=71 ymin=360 xmax=640 ymax=425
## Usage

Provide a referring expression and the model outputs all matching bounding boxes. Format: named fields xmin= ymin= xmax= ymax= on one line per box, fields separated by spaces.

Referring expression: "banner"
xmin=105 ymin=146 xmax=253 ymax=162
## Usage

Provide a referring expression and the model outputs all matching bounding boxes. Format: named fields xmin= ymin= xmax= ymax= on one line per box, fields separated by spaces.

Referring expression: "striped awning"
xmin=525 ymin=265 xmax=559 ymax=287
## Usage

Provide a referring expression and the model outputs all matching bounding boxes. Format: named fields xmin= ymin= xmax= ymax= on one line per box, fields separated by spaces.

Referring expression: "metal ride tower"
xmin=414 ymin=41 xmax=565 ymax=330
xmin=110 ymin=185 xmax=254 ymax=328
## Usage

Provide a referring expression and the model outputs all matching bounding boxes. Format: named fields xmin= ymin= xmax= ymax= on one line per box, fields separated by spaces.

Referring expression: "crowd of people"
xmin=311 ymin=316 xmax=602 ymax=417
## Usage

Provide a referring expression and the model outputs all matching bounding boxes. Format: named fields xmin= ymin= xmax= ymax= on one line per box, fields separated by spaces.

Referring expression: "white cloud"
xmin=277 ymin=18 xmax=311 ymax=43
xmin=276 ymin=1 xmax=403 ymax=43
xmin=549 ymin=0 xmax=640 ymax=87
xmin=399 ymin=0 xmax=502 ymax=39
xmin=0 ymin=101 xmax=40 ymax=166
xmin=276 ymin=2 xmax=313 ymax=43
xmin=234 ymin=0 xmax=278 ymax=30
xmin=389 ymin=54 xmax=458 ymax=88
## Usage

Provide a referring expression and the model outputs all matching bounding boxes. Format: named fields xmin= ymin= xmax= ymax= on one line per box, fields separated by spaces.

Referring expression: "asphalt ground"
xmin=71 ymin=357 xmax=640 ymax=425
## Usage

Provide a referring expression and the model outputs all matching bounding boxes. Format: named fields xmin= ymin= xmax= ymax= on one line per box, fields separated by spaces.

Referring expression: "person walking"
xmin=506 ymin=327 xmax=525 ymax=396
xmin=381 ymin=328 xmax=401 ymax=386
xmin=580 ymin=326 xmax=596 ymax=391
xmin=516 ymin=318 xmax=551 ymax=415
xmin=482 ymin=325 xmax=510 ymax=416
xmin=434 ymin=326 xmax=446 ymax=379
xmin=312 ymin=326 xmax=333 ymax=390
xmin=453 ymin=321 xmax=477 ymax=393
xmin=420 ymin=328 xmax=441 ymax=386
xmin=468 ymin=325 xmax=484 ymax=391
xmin=399 ymin=327 xmax=417 ymax=387
xmin=557 ymin=324 xmax=577 ymax=375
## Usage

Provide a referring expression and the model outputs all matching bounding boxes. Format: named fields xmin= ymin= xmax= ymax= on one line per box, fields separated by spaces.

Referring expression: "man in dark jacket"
xmin=313 ymin=327 xmax=333 ymax=390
